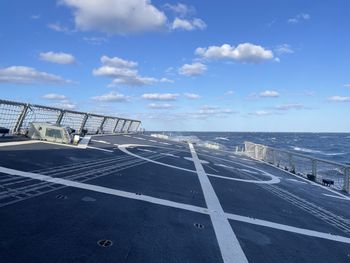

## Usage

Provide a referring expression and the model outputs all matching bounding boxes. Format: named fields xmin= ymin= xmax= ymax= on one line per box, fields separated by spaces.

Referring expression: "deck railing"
xmin=0 ymin=99 xmax=141 ymax=135
xmin=244 ymin=141 xmax=350 ymax=193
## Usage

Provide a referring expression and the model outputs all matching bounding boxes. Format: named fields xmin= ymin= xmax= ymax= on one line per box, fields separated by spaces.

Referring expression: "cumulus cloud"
xmin=47 ymin=23 xmax=71 ymax=33
xmin=193 ymin=105 xmax=235 ymax=118
xmin=91 ymin=91 xmax=129 ymax=102
xmin=179 ymin=62 xmax=207 ymax=76
xmin=52 ymin=100 xmax=77 ymax=110
xmin=183 ymin=93 xmax=200 ymax=99
xmin=275 ymin=44 xmax=294 ymax=55
xmin=0 ymin=66 xmax=72 ymax=85
xmin=60 ymin=0 xmax=167 ymax=34
xmin=39 ymin=51 xmax=76 ymax=64
xmin=93 ymin=55 xmax=172 ymax=86
xmin=164 ymin=3 xmax=194 ymax=17
xmin=148 ymin=103 xmax=174 ymax=109
xmin=142 ymin=93 xmax=179 ymax=101
xmin=288 ymin=13 xmax=310 ymax=24
xmin=328 ymin=96 xmax=350 ymax=102
xmin=226 ymin=90 xmax=234 ymax=96
xmin=260 ymin=90 xmax=279 ymax=98
xmin=195 ymin=43 xmax=274 ymax=63
xmin=42 ymin=93 xmax=67 ymax=100
xmin=171 ymin=17 xmax=206 ymax=31
xmin=343 ymin=84 xmax=350 ymax=88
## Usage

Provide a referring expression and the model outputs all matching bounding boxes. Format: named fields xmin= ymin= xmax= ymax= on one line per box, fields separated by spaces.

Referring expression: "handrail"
xmin=0 ymin=98 xmax=141 ymax=135
xmin=244 ymin=141 xmax=350 ymax=169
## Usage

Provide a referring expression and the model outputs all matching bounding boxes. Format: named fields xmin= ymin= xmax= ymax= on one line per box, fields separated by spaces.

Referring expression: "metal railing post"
xmin=312 ymin=159 xmax=317 ymax=178
xmin=272 ymin=150 xmax=276 ymax=165
xmin=56 ymin=110 xmax=65 ymax=125
xmin=120 ymin=120 xmax=127 ymax=133
xmin=344 ymin=167 xmax=350 ymax=193
xmin=14 ymin=103 xmax=30 ymax=134
xmin=79 ymin=114 xmax=89 ymax=133
xmin=135 ymin=122 xmax=141 ymax=132
xmin=288 ymin=153 xmax=295 ymax=173
xmin=99 ymin=117 xmax=107 ymax=134
xmin=126 ymin=121 xmax=133 ymax=133
xmin=113 ymin=119 xmax=120 ymax=133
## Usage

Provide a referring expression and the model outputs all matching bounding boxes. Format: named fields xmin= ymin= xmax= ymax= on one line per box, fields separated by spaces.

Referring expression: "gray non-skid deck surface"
xmin=0 ymin=134 xmax=350 ymax=262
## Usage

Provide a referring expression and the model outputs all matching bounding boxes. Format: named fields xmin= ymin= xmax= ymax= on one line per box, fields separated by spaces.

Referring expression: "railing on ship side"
xmin=0 ymin=99 xmax=141 ymax=135
xmin=244 ymin=141 xmax=350 ymax=193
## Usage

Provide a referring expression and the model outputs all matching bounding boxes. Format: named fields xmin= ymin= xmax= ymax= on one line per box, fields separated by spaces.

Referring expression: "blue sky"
xmin=1 ymin=0 xmax=350 ymax=132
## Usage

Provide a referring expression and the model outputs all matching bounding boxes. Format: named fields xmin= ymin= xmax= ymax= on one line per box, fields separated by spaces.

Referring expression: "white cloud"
xmin=260 ymin=90 xmax=279 ymax=98
xmin=183 ymin=93 xmax=200 ymax=99
xmin=226 ymin=90 xmax=234 ymax=96
xmin=31 ymin=15 xmax=40 ymax=20
xmin=142 ymin=93 xmax=179 ymax=101
xmin=328 ymin=96 xmax=350 ymax=102
xmin=60 ymin=0 xmax=167 ymax=34
xmin=93 ymin=55 xmax=171 ymax=87
xmin=91 ymin=91 xmax=129 ymax=102
xmin=251 ymin=110 xmax=273 ymax=116
xmin=274 ymin=103 xmax=305 ymax=110
xmin=0 ymin=66 xmax=72 ymax=85
xmin=194 ymin=105 xmax=235 ymax=118
xmin=52 ymin=100 xmax=77 ymax=110
xmin=100 ymin=55 xmax=138 ymax=68
xmin=148 ymin=103 xmax=174 ymax=109
xmin=42 ymin=93 xmax=67 ymax=100
xmin=179 ymin=62 xmax=207 ymax=76
xmin=39 ymin=51 xmax=76 ymax=64
xmin=47 ymin=23 xmax=70 ymax=33
xmin=275 ymin=44 xmax=294 ymax=55
xmin=343 ymin=84 xmax=350 ymax=88
xmin=171 ymin=17 xmax=206 ymax=31
xmin=164 ymin=3 xmax=194 ymax=17
xmin=288 ymin=13 xmax=310 ymax=24
xmin=195 ymin=43 xmax=274 ymax=63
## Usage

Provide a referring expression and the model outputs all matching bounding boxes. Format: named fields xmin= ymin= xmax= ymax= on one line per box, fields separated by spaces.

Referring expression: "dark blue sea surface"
xmin=154 ymin=132 xmax=350 ymax=165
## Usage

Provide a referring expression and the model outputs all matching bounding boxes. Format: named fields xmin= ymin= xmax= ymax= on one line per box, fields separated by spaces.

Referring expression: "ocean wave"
xmin=322 ymin=152 xmax=347 ymax=156
xmin=292 ymin=146 xmax=323 ymax=154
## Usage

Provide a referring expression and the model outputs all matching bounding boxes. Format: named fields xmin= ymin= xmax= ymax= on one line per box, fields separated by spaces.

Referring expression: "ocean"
xmin=154 ymin=132 xmax=350 ymax=165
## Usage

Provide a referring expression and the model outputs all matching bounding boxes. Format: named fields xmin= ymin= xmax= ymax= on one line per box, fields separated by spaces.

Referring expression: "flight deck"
xmin=0 ymin=134 xmax=350 ymax=263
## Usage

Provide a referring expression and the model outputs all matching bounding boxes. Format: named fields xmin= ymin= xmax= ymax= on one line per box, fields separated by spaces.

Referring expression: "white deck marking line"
xmin=135 ymin=137 xmax=146 ymax=141
xmin=160 ymin=153 xmax=179 ymax=158
xmin=119 ymin=144 xmax=279 ymax=184
xmin=0 ymin=166 xmax=208 ymax=215
xmin=225 ymin=212 xmax=350 ymax=244
xmin=86 ymin=146 xmax=114 ymax=153
xmin=137 ymin=149 xmax=156 ymax=153
xmin=287 ymin=178 xmax=308 ymax=184
xmin=91 ymin=139 xmax=111 ymax=145
xmin=323 ymin=193 xmax=349 ymax=200
xmin=238 ymin=168 xmax=260 ymax=175
xmin=252 ymin=158 xmax=350 ymax=201
xmin=160 ymin=142 xmax=170 ymax=145
xmin=0 ymin=140 xmax=40 ymax=147
xmin=214 ymin=163 xmax=233 ymax=169
xmin=149 ymin=139 xmax=157 ymax=143
xmin=1 ymin=165 xmax=350 ymax=244
xmin=188 ymin=143 xmax=248 ymax=263
xmin=204 ymin=164 xmax=219 ymax=173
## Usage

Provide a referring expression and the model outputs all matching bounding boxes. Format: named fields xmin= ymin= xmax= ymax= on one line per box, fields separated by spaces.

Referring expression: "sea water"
xmin=154 ymin=132 xmax=350 ymax=165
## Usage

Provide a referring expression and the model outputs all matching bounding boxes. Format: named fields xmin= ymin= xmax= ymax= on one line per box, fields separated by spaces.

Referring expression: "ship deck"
xmin=0 ymin=134 xmax=350 ymax=263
